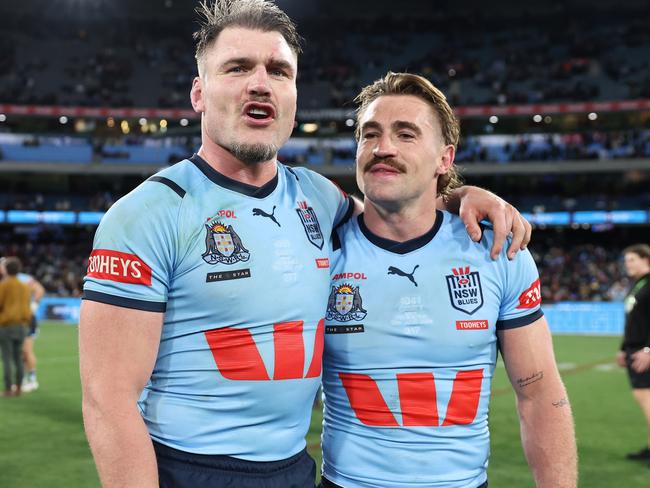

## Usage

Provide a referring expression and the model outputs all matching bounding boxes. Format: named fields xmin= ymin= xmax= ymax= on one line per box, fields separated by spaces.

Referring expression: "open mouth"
xmin=248 ymin=108 xmax=270 ymax=120
xmin=243 ymin=102 xmax=275 ymax=122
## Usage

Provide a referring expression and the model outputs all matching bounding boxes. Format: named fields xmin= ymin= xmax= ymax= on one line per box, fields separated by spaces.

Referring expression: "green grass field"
xmin=1 ymin=323 xmax=648 ymax=487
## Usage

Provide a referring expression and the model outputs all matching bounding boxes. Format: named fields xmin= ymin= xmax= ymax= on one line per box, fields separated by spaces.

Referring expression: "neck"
xmin=362 ymin=199 xmax=438 ymax=242
xmin=197 ymin=137 xmax=277 ymax=187
xmin=634 ymin=269 xmax=650 ymax=280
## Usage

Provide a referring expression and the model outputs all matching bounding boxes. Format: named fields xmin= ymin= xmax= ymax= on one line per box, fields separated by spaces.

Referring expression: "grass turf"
xmin=1 ymin=324 xmax=648 ymax=486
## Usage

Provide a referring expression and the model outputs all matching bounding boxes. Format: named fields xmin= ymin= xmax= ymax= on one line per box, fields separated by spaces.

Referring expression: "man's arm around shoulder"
xmin=79 ymin=300 xmax=163 ymax=487
xmin=498 ymin=317 xmax=577 ymax=488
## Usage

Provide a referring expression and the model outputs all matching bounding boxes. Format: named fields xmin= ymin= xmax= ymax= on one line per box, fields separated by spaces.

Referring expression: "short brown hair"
xmin=194 ymin=0 xmax=303 ymax=75
xmin=3 ymin=257 xmax=22 ymax=276
xmin=623 ymin=244 xmax=650 ymax=261
xmin=354 ymin=71 xmax=462 ymax=199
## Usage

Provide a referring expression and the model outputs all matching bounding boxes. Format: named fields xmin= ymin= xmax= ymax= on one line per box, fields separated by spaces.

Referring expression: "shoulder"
xmin=438 ymin=211 xmax=492 ymax=253
xmin=442 ymin=211 xmax=536 ymax=265
xmin=146 ymin=159 xmax=207 ymax=199
xmin=446 ymin=212 xmax=497 ymax=249
xmin=280 ymin=164 xmax=338 ymax=192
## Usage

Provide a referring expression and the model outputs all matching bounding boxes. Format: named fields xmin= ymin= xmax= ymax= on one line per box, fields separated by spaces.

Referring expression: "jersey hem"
xmin=83 ymin=290 xmax=167 ymax=312
xmin=322 ymin=471 xmax=488 ymax=488
xmin=149 ymin=435 xmax=307 ymax=462
xmin=496 ymin=308 xmax=543 ymax=329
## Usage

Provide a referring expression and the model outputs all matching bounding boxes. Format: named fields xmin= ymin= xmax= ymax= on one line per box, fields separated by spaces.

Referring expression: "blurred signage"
xmin=6 ymin=210 xmax=76 ymax=224
xmin=522 ymin=212 xmax=571 ymax=226
xmin=573 ymin=211 xmax=609 ymax=224
xmin=544 ymin=301 xmax=624 ymax=335
xmin=78 ymin=212 xmax=105 ymax=225
xmin=36 ymin=297 xmax=81 ymax=325
xmin=609 ymin=210 xmax=647 ymax=224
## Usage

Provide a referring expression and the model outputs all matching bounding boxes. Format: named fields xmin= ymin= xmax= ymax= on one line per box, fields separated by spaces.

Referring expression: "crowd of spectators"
xmin=2 ymin=129 xmax=649 ymax=166
xmin=530 ymin=242 xmax=630 ymax=303
xmin=1 ymin=192 xmax=116 ymax=212
xmin=0 ymin=227 xmax=89 ymax=297
xmin=1 ymin=2 xmax=649 ymax=109
xmin=455 ymin=130 xmax=650 ymax=163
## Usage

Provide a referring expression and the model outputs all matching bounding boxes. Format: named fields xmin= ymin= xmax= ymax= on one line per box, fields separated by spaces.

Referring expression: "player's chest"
xmin=174 ymin=196 xmax=333 ymax=305
xmin=324 ymin=257 xmax=501 ymax=355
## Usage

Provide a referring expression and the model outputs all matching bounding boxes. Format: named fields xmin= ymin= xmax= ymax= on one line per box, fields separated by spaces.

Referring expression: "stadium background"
xmin=0 ymin=0 xmax=649 ymax=485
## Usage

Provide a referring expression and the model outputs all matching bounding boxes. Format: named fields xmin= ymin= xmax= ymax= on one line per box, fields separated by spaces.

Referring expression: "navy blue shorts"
xmin=27 ymin=316 xmax=38 ymax=338
xmin=154 ymin=441 xmax=316 ymax=488
xmin=626 ymin=350 xmax=650 ymax=389
xmin=320 ymin=477 xmax=488 ymax=488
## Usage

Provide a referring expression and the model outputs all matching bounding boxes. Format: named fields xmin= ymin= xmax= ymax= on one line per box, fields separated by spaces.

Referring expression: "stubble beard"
xmin=228 ymin=142 xmax=278 ymax=165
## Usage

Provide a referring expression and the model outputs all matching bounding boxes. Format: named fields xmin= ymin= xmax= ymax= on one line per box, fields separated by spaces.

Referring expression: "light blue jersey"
xmin=17 ymin=272 xmax=38 ymax=308
xmin=17 ymin=272 xmax=33 ymax=285
xmin=83 ymin=155 xmax=350 ymax=461
xmin=322 ymin=211 xmax=542 ymax=488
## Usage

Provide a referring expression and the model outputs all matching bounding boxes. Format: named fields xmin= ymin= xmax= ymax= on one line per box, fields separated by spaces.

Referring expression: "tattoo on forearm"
xmin=516 ymin=371 xmax=544 ymax=388
xmin=552 ymin=397 xmax=569 ymax=408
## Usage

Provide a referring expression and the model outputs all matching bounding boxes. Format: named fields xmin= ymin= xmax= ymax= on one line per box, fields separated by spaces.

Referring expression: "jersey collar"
xmin=190 ymin=154 xmax=279 ymax=198
xmin=357 ymin=210 xmax=444 ymax=254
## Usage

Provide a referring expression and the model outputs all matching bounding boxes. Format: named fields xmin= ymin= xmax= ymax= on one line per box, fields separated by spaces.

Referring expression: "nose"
xmin=373 ymin=134 xmax=397 ymax=159
xmin=247 ymin=66 xmax=272 ymax=98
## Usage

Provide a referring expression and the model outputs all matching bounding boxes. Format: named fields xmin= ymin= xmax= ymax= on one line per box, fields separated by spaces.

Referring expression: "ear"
xmin=190 ymin=77 xmax=205 ymax=113
xmin=435 ymin=144 xmax=456 ymax=175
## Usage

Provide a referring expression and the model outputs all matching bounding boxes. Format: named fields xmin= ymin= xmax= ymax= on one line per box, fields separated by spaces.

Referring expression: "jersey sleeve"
xmin=292 ymin=167 xmax=352 ymax=226
xmin=82 ymin=181 xmax=183 ymax=312
xmin=496 ymin=248 xmax=544 ymax=330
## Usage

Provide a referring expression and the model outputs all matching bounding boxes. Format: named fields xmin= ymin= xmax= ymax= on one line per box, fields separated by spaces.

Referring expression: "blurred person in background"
xmin=79 ymin=1 xmax=531 ymax=487
xmin=16 ymin=269 xmax=45 ymax=392
xmin=617 ymin=244 xmax=650 ymax=464
xmin=0 ymin=258 xmax=45 ymax=393
xmin=0 ymin=257 xmax=32 ymax=397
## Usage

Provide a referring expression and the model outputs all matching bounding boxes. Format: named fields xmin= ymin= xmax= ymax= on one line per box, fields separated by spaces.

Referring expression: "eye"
xmin=227 ymin=66 xmax=246 ymax=73
xmin=362 ymin=132 xmax=378 ymax=140
xmin=398 ymin=132 xmax=415 ymax=140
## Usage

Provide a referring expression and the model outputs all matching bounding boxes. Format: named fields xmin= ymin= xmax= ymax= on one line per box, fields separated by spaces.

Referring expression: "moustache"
xmin=245 ymin=95 xmax=274 ymax=105
xmin=363 ymin=158 xmax=406 ymax=173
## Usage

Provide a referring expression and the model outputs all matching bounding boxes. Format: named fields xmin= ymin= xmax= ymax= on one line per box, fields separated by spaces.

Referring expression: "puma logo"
xmin=252 ymin=206 xmax=281 ymax=227
xmin=387 ymin=265 xmax=419 ymax=287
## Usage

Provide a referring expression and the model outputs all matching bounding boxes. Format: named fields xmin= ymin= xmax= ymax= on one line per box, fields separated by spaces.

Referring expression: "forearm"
xmin=517 ymin=386 xmax=577 ymax=488
xmin=83 ymin=392 xmax=158 ymax=487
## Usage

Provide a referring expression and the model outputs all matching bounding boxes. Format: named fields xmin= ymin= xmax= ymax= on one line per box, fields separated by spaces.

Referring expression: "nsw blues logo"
xmin=326 ymin=284 xmax=367 ymax=322
xmin=202 ymin=220 xmax=250 ymax=265
xmin=296 ymin=200 xmax=324 ymax=250
xmin=446 ymin=266 xmax=484 ymax=314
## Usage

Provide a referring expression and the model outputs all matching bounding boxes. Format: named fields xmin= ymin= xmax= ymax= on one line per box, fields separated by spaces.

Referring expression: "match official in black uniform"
xmin=616 ymin=244 xmax=650 ymax=464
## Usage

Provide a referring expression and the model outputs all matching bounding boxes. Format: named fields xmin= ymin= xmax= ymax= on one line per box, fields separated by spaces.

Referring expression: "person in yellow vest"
xmin=0 ymin=257 xmax=32 ymax=397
